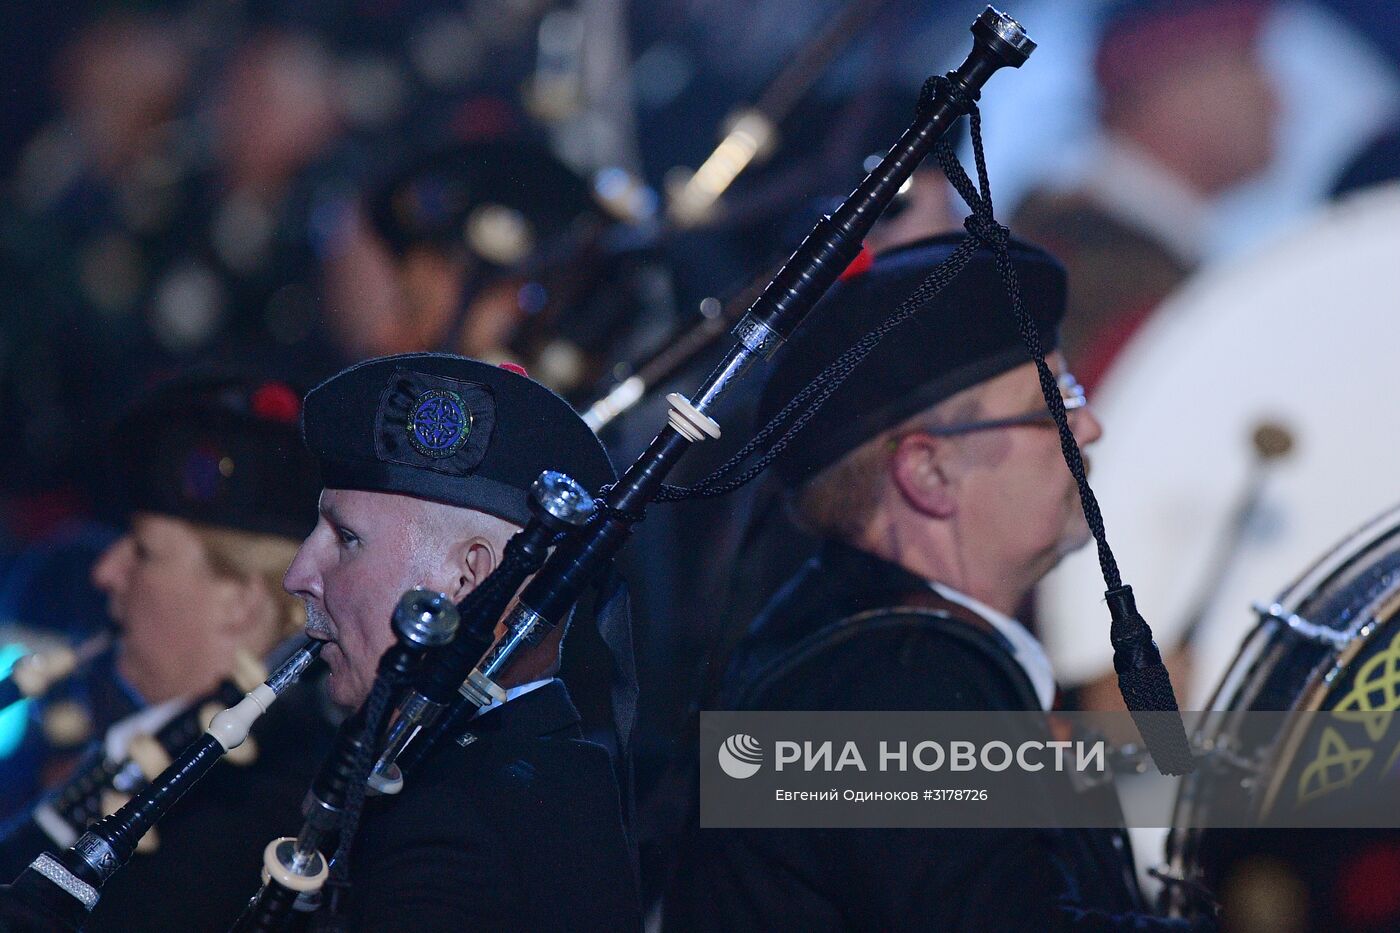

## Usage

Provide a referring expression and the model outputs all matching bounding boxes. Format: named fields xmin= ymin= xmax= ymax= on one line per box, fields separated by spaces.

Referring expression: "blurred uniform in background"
xmin=0 ymin=17 xmax=347 ymax=537
xmin=1012 ymin=0 xmax=1278 ymax=390
xmin=321 ymin=138 xmax=657 ymax=401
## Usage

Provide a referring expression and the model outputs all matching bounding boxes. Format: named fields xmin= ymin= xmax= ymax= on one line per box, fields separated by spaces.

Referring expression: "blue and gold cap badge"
xmin=373 ymin=369 xmax=496 ymax=477
xmin=407 ymin=388 xmax=473 ymax=458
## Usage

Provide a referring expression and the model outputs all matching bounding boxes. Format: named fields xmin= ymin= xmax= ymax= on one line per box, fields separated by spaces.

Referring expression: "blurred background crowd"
xmin=2 ymin=0 xmax=1400 ymax=927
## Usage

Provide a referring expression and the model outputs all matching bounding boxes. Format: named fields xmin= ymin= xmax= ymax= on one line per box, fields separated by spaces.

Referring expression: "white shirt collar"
xmin=927 ymin=581 xmax=1057 ymax=711
xmin=473 ymin=677 xmax=554 ymax=718
xmin=1079 ymin=135 xmax=1211 ymax=266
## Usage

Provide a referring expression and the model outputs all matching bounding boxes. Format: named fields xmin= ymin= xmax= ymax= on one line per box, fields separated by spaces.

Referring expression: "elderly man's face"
xmin=284 ymin=488 xmax=454 ymax=707
xmin=945 ymin=356 xmax=1103 ymax=586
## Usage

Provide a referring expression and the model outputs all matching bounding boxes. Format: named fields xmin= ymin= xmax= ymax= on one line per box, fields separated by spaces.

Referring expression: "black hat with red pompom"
xmin=300 ymin=353 xmax=616 ymax=526
xmin=105 ymin=371 xmax=321 ymax=539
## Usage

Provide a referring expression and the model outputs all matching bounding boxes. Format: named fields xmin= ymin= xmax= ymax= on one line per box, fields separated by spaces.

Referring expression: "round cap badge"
xmin=407 ymin=388 xmax=473 ymax=458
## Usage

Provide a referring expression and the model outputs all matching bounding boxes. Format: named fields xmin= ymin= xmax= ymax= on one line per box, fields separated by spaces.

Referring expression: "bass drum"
xmin=1163 ymin=503 xmax=1400 ymax=932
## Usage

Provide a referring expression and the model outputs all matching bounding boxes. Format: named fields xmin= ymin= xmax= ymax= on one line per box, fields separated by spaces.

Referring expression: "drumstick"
xmin=1175 ymin=420 xmax=1295 ymax=650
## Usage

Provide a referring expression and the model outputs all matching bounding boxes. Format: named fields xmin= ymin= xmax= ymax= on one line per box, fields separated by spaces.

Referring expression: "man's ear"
xmin=445 ymin=537 xmax=500 ymax=602
xmin=890 ymin=433 xmax=957 ymax=519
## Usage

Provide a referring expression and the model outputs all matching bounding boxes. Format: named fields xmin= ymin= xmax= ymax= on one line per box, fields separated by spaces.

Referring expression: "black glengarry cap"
xmin=107 ymin=371 xmax=320 ymax=539
xmin=301 ymin=353 xmax=615 ymax=525
xmin=759 ymin=233 xmax=1067 ymax=488
xmin=367 ymin=140 xmax=599 ymax=264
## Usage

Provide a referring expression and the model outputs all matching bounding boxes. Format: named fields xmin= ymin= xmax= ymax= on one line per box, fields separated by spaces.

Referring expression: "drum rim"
xmin=1196 ymin=504 xmax=1400 ymax=721
xmin=1272 ymin=503 xmax=1400 ymax=620
xmin=1163 ymin=502 xmax=1400 ymax=905
xmin=1258 ymin=609 xmax=1395 ymax=819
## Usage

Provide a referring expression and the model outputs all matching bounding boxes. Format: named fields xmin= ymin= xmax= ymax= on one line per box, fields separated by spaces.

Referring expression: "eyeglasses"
xmin=905 ymin=372 xmax=1088 ymax=439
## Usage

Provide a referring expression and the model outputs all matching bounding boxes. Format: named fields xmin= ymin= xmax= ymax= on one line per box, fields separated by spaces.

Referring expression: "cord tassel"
xmin=1106 ymin=586 xmax=1195 ymax=775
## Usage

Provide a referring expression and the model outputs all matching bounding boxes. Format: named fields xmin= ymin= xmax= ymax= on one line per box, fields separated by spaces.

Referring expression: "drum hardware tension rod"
xmin=1194 ymin=734 xmax=1262 ymax=774
xmin=1252 ymin=602 xmax=1355 ymax=650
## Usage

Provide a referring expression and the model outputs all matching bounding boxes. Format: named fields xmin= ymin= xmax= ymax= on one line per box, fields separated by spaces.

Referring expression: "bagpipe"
xmin=0 ymin=7 xmax=1192 ymax=930
xmin=234 ymin=9 xmax=1049 ymax=930
xmin=0 ymin=647 xmax=285 ymax=872
xmin=0 ymin=641 xmax=322 ymax=931
xmin=233 ymin=475 xmax=592 ymax=931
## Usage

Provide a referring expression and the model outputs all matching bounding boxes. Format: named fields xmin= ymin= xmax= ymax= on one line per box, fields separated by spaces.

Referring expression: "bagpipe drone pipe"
xmin=0 ymin=642 xmax=324 ymax=932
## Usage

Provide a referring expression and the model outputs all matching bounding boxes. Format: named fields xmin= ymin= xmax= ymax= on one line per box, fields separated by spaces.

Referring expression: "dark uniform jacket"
xmin=665 ymin=541 xmax=1194 ymax=932
xmin=0 ymin=680 xmax=333 ymax=933
xmin=349 ymin=678 xmax=641 ymax=931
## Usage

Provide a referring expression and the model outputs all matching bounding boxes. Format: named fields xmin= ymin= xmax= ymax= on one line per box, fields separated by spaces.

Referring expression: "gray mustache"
xmin=304 ymin=602 xmax=336 ymax=640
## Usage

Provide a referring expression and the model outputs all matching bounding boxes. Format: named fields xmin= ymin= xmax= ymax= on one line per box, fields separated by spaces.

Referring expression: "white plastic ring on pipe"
xmin=260 ymin=838 xmax=328 ymax=893
xmin=665 ymin=393 xmax=721 ymax=443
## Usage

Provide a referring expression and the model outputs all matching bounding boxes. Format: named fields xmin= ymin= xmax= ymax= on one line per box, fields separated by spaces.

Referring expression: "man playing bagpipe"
xmin=284 ymin=353 xmax=641 ymax=931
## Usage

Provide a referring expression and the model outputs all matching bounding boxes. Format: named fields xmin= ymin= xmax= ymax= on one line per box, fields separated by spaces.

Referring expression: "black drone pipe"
xmin=581 ymin=256 xmax=780 ymax=433
xmin=230 ymin=591 xmax=460 ymax=933
xmin=406 ymin=5 xmax=1036 ymax=773
xmin=0 ymin=640 xmax=324 ymax=932
xmin=366 ymin=471 xmax=596 ymax=787
xmin=215 ymin=473 xmax=596 ymax=933
xmin=0 ymin=14 xmax=1046 ymax=933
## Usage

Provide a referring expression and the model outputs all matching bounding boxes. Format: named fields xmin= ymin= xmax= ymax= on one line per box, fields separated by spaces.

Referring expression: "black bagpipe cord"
xmin=311 ymin=662 xmax=401 ymax=931
xmin=654 ymin=76 xmax=1195 ymax=776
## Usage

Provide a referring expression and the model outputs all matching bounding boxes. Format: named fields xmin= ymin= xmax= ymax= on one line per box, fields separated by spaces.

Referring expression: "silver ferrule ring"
xmin=732 ymin=314 xmax=782 ymax=358
xmin=73 ymin=832 xmax=121 ymax=883
xmin=29 ymin=853 xmax=100 ymax=911
xmin=266 ymin=641 xmax=323 ymax=696
xmin=980 ymin=7 xmax=1036 ymax=55
xmin=392 ymin=589 xmax=461 ymax=648
xmin=532 ymin=471 xmax=596 ymax=527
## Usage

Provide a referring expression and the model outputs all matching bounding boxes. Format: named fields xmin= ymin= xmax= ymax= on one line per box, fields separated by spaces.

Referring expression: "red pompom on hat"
xmin=251 ymin=381 xmax=302 ymax=424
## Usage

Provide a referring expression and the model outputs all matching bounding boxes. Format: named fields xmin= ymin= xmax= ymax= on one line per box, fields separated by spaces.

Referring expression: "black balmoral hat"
xmin=107 ymin=372 xmax=320 ymax=539
xmin=759 ymin=233 xmax=1067 ymax=488
xmin=301 ymin=353 xmax=616 ymax=524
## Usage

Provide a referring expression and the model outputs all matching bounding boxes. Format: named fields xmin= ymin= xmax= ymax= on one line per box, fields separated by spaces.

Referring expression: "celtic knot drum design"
xmin=407 ymin=389 xmax=473 ymax=458
xmin=1164 ymin=503 xmax=1400 ymax=921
